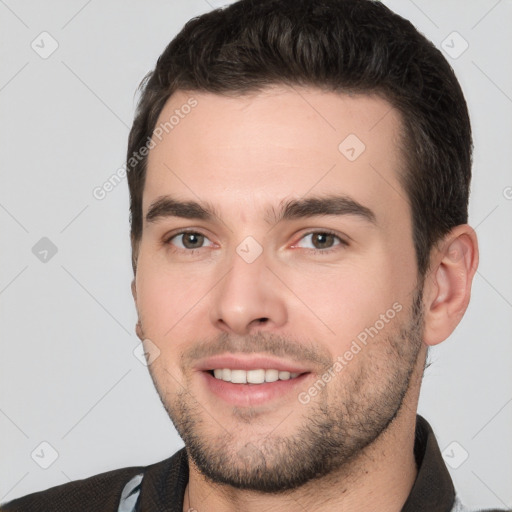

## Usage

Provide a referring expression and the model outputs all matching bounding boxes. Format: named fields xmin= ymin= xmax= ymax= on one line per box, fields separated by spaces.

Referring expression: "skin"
xmin=131 ymin=86 xmax=478 ymax=512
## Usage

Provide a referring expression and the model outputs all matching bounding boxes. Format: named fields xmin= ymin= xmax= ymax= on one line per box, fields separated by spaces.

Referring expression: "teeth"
xmin=265 ymin=369 xmax=279 ymax=382
xmin=211 ymin=368 xmax=302 ymax=384
xmin=214 ymin=369 xmax=233 ymax=381
xmin=230 ymin=369 xmax=247 ymax=384
xmin=247 ymin=369 xmax=265 ymax=384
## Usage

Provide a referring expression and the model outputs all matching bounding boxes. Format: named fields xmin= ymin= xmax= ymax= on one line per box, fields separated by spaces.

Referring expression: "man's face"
xmin=133 ymin=86 xmax=425 ymax=491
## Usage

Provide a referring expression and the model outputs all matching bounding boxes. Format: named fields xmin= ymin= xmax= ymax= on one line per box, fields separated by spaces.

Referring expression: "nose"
xmin=209 ymin=248 xmax=288 ymax=336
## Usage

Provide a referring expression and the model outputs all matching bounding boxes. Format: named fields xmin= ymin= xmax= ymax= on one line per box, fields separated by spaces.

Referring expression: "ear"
xmin=131 ymin=279 xmax=144 ymax=341
xmin=131 ymin=278 xmax=137 ymax=303
xmin=422 ymin=225 xmax=479 ymax=346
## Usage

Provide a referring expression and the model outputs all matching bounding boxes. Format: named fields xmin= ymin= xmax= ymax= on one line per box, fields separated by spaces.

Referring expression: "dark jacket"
xmin=1 ymin=416 xmax=507 ymax=511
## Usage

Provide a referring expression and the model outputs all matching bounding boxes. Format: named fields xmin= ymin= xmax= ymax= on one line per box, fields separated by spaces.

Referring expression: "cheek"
xmin=282 ymin=258 xmax=406 ymax=354
xmin=135 ymin=251 xmax=211 ymax=338
xmin=135 ymin=268 xmax=200 ymax=380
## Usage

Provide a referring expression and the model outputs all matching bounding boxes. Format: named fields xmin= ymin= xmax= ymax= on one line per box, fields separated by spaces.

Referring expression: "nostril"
xmin=257 ymin=318 xmax=269 ymax=323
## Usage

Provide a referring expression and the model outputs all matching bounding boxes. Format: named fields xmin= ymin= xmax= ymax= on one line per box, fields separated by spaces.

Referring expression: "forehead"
xmin=144 ymin=86 xmax=408 ymax=226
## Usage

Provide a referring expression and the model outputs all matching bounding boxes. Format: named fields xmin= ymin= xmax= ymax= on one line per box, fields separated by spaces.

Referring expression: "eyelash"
xmin=163 ymin=229 xmax=213 ymax=254
xmin=164 ymin=228 xmax=349 ymax=256
xmin=293 ymin=230 xmax=349 ymax=254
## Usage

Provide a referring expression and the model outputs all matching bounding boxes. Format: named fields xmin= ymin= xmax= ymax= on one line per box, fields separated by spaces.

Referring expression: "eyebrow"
xmin=145 ymin=194 xmax=377 ymax=226
xmin=271 ymin=195 xmax=377 ymax=225
xmin=146 ymin=196 xmax=217 ymax=223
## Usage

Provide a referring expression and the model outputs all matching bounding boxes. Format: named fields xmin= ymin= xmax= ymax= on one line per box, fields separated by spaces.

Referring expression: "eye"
xmin=167 ymin=231 xmax=214 ymax=250
xmin=294 ymin=231 xmax=347 ymax=251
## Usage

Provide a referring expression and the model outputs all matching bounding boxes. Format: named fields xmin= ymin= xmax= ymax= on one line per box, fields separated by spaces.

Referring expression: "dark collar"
xmin=138 ymin=415 xmax=455 ymax=511
xmin=401 ymin=415 xmax=455 ymax=511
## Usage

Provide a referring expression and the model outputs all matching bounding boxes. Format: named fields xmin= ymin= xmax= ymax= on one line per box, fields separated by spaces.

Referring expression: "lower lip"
xmin=200 ymin=371 xmax=311 ymax=407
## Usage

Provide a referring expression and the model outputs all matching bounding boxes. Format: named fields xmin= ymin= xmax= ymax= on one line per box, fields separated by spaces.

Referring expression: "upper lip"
xmin=195 ymin=354 xmax=311 ymax=374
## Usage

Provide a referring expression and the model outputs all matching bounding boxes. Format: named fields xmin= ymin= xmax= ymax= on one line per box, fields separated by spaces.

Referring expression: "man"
xmin=2 ymin=0 xmax=506 ymax=511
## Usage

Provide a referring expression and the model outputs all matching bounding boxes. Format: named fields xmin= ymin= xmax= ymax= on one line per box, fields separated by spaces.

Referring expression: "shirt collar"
xmin=401 ymin=414 xmax=455 ymax=511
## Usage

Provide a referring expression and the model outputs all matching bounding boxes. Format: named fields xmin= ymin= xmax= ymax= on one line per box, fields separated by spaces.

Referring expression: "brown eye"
xmin=311 ymin=233 xmax=336 ymax=249
xmin=295 ymin=232 xmax=346 ymax=251
xmin=168 ymin=232 xmax=213 ymax=250
xmin=182 ymin=233 xmax=204 ymax=249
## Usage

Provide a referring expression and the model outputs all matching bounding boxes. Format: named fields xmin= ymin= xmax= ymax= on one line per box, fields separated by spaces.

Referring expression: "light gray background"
xmin=1 ymin=0 xmax=511 ymax=509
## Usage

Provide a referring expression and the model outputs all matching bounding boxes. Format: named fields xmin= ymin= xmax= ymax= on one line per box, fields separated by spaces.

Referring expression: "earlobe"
xmin=422 ymin=225 xmax=479 ymax=346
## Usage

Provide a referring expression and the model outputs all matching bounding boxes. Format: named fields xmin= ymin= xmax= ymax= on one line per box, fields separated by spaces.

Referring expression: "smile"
xmin=210 ymin=368 xmax=301 ymax=384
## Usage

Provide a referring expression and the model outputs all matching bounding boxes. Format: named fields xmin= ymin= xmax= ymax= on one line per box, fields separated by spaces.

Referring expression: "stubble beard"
xmin=148 ymin=287 xmax=424 ymax=493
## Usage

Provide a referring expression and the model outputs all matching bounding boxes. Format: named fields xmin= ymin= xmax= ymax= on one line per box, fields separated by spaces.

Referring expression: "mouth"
xmin=209 ymin=368 xmax=302 ymax=384
xmin=196 ymin=355 xmax=313 ymax=407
